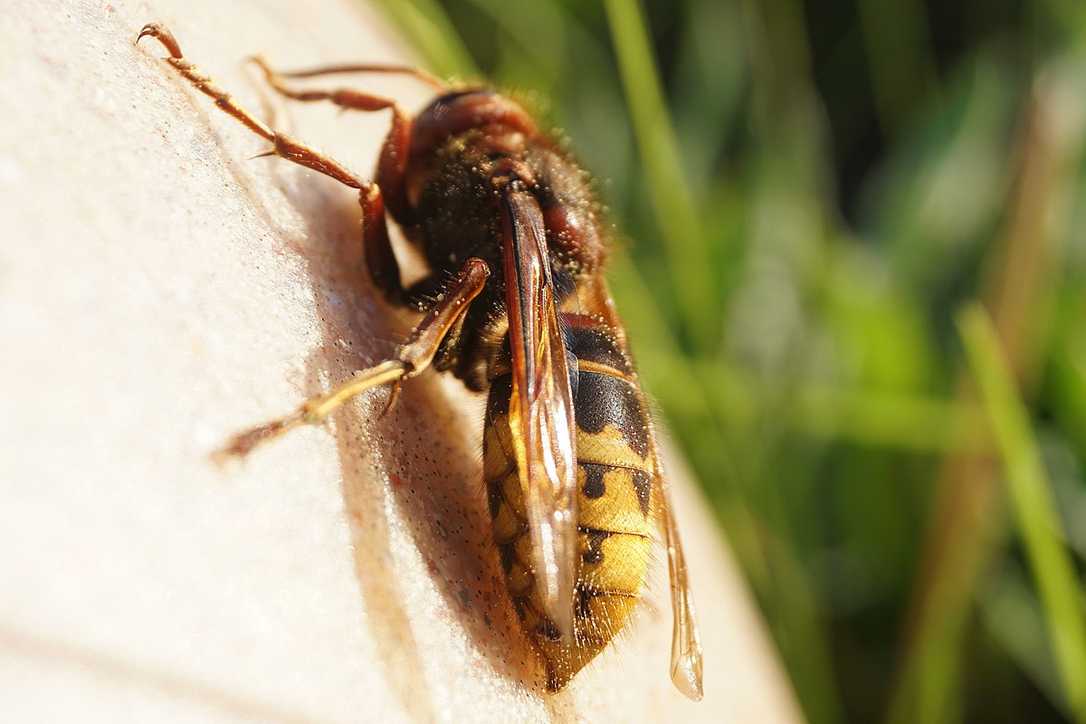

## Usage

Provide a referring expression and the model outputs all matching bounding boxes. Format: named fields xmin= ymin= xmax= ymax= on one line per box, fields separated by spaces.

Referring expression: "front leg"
xmin=360 ymin=183 xmax=411 ymax=306
xmin=136 ymin=23 xmax=410 ymax=306
xmin=246 ymin=55 xmax=423 ymax=224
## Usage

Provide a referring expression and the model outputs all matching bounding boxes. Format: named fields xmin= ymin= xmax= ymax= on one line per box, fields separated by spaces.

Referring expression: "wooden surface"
xmin=0 ymin=1 xmax=803 ymax=721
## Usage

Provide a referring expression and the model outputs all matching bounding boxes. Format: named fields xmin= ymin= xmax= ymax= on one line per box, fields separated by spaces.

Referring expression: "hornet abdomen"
xmin=484 ymin=317 xmax=656 ymax=691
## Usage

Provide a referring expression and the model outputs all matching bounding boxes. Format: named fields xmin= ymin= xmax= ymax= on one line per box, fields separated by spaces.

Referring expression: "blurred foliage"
xmin=373 ymin=0 xmax=1086 ymax=721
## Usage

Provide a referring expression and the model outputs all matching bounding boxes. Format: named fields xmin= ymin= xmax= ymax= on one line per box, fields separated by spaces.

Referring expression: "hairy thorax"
xmin=402 ymin=116 xmax=608 ymax=389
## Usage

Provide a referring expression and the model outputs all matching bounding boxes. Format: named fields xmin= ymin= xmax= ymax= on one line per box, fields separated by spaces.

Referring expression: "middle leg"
xmin=213 ymin=257 xmax=490 ymax=461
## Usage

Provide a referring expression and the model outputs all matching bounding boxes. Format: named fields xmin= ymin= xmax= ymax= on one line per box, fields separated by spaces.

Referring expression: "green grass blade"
xmin=602 ymin=0 xmax=715 ymax=354
xmin=959 ymin=303 xmax=1086 ymax=721
xmin=856 ymin=0 xmax=939 ymax=137
xmin=369 ymin=0 xmax=478 ymax=78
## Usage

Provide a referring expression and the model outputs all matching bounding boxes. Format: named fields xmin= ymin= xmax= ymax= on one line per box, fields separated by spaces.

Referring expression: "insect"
xmin=136 ymin=22 xmax=702 ymax=698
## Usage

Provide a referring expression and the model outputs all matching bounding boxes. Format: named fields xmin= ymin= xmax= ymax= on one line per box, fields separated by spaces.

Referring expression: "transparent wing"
xmin=580 ymin=270 xmax=703 ymax=697
xmin=572 ymin=273 xmax=625 ymax=338
xmin=659 ymin=468 xmax=704 ymax=700
xmin=500 ymin=188 xmax=578 ymax=640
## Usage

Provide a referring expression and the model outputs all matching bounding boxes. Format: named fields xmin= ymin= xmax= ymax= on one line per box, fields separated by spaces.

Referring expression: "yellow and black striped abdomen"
xmin=484 ymin=323 xmax=657 ymax=691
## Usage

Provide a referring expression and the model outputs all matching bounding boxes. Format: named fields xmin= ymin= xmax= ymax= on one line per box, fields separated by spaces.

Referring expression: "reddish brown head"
xmin=387 ymin=88 xmax=605 ymax=299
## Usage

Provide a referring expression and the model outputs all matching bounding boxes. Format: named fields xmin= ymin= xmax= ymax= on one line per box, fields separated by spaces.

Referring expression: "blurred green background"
xmin=373 ymin=1 xmax=1086 ymax=722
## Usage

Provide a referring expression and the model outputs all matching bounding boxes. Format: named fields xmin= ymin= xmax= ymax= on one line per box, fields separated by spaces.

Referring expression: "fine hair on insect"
xmin=135 ymin=21 xmax=703 ymax=699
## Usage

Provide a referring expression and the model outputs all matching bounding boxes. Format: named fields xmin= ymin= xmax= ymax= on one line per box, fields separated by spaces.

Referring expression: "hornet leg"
xmin=212 ymin=258 xmax=490 ymax=461
xmin=136 ymin=23 xmax=409 ymax=302
xmin=246 ymin=53 xmax=424 ymax=278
